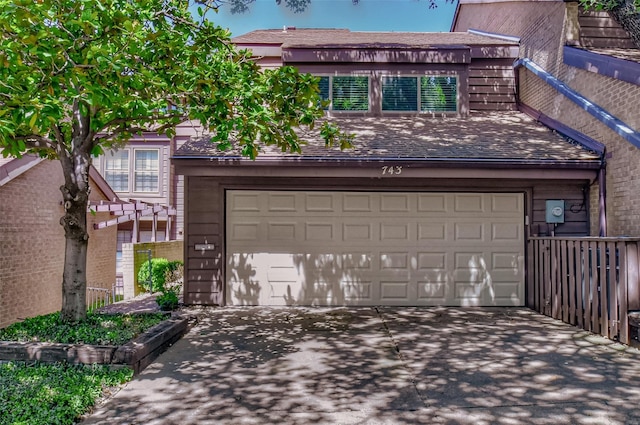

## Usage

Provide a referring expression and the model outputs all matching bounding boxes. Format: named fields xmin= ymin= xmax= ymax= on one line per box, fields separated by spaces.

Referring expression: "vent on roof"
xmin=282 ymin=26 xmax=296 ymax=32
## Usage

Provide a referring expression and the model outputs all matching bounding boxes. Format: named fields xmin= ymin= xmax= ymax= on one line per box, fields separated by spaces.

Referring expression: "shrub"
xmin=137 ymin=258 xmax=170 ymax=293
xmin=156 ymin=285 xmax=180 ymax=311
xmin=165 ymin=260 xmax=184 ymax=284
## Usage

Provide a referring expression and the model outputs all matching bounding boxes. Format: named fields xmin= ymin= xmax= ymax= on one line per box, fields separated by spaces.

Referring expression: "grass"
xmin=0 ymin=362 xmax=133 ymax=425
xmin=0 ymin=311 xmax=170 ymax=424
xmin=0 ymin=311 xmax=167 ymax=346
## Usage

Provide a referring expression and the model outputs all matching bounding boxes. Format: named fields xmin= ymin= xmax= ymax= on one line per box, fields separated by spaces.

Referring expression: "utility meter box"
xmin=545 ymin=200 xmax=565 ymax=224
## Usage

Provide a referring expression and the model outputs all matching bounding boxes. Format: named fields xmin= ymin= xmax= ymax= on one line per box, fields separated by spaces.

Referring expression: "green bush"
xmin=156 ymin=286 xmax=180 ymax=311
xmin=137 ymin=258 xmax=170 ymax=292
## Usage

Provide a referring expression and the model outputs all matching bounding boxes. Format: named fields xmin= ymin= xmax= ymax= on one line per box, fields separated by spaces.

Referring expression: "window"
xmin=382 ymin=75 xmax=457 ymax=113
xmin=421 ymin=76 xmax=457 ymax=113
xmin=104 ymin=150 xmax=129 ymax=192
xmin=318 ymin=76 xmax=369 ymax=111
xmin=134 ymin=149 xmax=159 ymax=192
xmin=382 ymin=77 xmax=418 ymax=111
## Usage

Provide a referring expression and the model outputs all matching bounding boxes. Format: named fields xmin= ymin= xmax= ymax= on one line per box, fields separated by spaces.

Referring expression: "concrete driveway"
xmin=82 ymin=307 xmax=640 ymax=425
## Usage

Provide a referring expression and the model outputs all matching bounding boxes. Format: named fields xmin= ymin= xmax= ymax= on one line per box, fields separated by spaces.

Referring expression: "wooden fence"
xmin=528 ymin=237 xmax=640 ymax=344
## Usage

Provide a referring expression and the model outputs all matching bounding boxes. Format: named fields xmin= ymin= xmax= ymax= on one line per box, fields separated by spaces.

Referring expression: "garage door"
xmin=226 ymin=191 xmax=524 ymax=306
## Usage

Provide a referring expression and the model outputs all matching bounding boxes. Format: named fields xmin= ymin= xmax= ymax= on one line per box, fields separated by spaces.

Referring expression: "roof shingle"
xmin=174 ymin=112 xmax=601 ymax=164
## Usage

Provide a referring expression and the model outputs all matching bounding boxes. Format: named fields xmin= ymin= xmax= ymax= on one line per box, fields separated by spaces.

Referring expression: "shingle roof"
xmin=232 ymin=29 xmax=516 ymax=49
xmin=174 ymin=112 xmax=601 ymax=164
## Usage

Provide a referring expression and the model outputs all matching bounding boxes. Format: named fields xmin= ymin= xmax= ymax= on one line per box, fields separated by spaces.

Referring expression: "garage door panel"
xmin=380 ymin=252 xmax=410 ymax=270
xmin=380 ymin=222 xmax=411 ymax=241
xmin=454 ymin=194 xmax=486 ymax=213
xmin=267 ymin=222 xmax=297 ymax=241
xmin=304 ymin=222 xmax=335 ymax=241
xmin=418 ymin=194 xmax=448 ymax=212
xmin=418 ymin=223 xmax=448 ymax=241
xmin=491 ymin=193 xmax=523 ymax=213
xmin=226 ymin=191 xmax=524 ymax=307
xmin=417 ymin=252 xmax=448 ymax=269
xmin=343 ymin=223 xmax=374 ymax=242
xmin=491 ymin=222 xmax=522 ymax=242
xmin=268 ymin=192 xmax=297 ymax=212
xmin=343 ymin=193 xmax=373 ymax=212
xmin=380 ymin=193 xmax=412 ymax=212
xmin=229 ymin=222 xmax=260 ymax=241
xmin=305 ymin=193 xmax=334 ymax=212
xmin=417 ymin=280 xmax=448 ymax=300
xmin=454 ymin=223 xmax=485 ymax=241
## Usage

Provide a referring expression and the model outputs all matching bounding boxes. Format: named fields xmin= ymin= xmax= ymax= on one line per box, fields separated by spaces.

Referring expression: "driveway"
xmin=82 ymin=307 xmax=640 ymax=425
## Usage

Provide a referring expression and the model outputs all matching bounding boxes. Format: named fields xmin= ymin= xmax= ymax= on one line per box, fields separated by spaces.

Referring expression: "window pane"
xmin=332 ymin=76 xmax=369 ymax=111
xmin=134 ymin=150 xmax=159 ymax=192
xmin=420 ymin=76 xmax=457 ymax=112
xmin=318 ymin=76 xmax=330 ymax=109
xmin=104 ymin=150 xmax=129 ymax=192
xmin=382 ymin=77 xmax=418 ymax=111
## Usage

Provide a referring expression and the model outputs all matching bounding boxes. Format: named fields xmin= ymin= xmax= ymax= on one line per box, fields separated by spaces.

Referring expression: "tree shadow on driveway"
xmin=82 ymin=307 xmax=640 ymax=425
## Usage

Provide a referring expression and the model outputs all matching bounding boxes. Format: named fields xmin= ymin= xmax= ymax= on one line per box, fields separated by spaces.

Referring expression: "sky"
xmin=205 ymin=0 xmax=459 ymax=36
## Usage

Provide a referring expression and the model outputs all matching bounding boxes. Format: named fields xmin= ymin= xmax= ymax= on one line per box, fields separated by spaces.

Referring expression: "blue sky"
xmin=206 ymin=0 xmax=458 ymax=36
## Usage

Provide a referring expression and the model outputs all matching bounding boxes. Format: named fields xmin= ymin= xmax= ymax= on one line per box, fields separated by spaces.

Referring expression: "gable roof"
xmin=0 ymin=153 xmax=43 ymax=187
xmin=232 ymin=28 xmax=517 ymax=49
xmin=0 ymin=151 xmax=119 ymax=201
xmin=174 ymin=111 xmax=601 ymax=168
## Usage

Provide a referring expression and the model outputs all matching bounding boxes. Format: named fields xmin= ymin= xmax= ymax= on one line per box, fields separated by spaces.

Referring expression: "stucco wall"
xmin=454 ymin=1 xmax=640 ymax=237
xmin=0 ymin=160 xmax=116 ymax=328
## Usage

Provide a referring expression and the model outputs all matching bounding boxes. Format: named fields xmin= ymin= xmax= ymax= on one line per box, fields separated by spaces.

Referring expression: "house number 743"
xmin=381 ymin=165 xmax=403 ymax=175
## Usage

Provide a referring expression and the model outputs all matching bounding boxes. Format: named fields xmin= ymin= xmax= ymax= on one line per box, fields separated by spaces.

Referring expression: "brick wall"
xmin=455 ymin=1 xmax=640 ymax=237
xmin=121 ymin=240 xmax=184 ymax=299
xmin=0 ymin=160 xmax=116 ymax=328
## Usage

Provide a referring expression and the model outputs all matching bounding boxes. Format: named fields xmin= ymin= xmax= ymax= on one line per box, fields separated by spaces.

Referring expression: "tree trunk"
xmin=608 ymin=0 xmax=640 ymax=49
xmin=59 ymin=154 xmax=91 ymax=322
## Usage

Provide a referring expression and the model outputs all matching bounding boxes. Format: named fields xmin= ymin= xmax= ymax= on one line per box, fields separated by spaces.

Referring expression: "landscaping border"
xmin=0 ymin=313 xmax=192 ymax=374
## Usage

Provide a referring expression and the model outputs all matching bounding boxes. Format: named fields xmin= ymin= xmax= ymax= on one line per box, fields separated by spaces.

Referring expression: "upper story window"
xmin=318 ymin=76 xmax=369 ymax=111
xmin=133 ymin=150 xmax=159 ymax=192
xmin=104 ymin=150 xmax=129 ymax=192
xmin=382 ymin=76 xmax=458 ymax=113
xmin=102 ymin=148 xmax=160 ymax=194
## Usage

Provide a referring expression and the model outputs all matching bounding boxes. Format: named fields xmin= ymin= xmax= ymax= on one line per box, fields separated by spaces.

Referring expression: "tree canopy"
xmin=0 ymin=0 xmax=349 ymax=322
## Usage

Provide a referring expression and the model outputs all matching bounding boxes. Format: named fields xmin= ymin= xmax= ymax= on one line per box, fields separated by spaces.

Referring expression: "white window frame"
xmin=318 ymin=75 xmax=370 ymax=112
xmin=380 ymin=74 xmax=459 ymax=114
xmin=104 ymin=150 xmax=130 ymax=192
xmin=101 ymin=147 xmax=162 ymax=195
xmin=133 ymin=149 xmax=160 ymax=193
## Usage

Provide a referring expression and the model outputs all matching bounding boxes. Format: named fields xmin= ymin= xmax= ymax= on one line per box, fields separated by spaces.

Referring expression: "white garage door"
xmin=226 ymin=191 xmax=524 ymax=307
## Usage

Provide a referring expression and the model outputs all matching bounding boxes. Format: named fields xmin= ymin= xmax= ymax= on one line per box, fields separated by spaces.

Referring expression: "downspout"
xmin=513 ymin=57 xmax=626 ymax=237
xmin=598 ymin=157 xmax=607 ymax=237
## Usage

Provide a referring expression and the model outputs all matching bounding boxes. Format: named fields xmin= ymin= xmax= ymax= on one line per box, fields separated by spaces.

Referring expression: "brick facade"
xmin=0 ymin=160 xmax=116 ymax=328
xmin=454 ymin=1 xmax=640 ymax=236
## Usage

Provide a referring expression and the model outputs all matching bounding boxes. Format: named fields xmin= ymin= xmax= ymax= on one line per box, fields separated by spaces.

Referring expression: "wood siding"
xmin=468 ymin=59 xmax=517 ymax=112
xmin=579 ymin=8 xmax=635 ymax=49
xmin=184 ymin=176 xmax=224 ymax=305
xmin=182 ymin=175 xmax=590 ymax=306
xmin=531 ymin=183 xmax=590 ymax=237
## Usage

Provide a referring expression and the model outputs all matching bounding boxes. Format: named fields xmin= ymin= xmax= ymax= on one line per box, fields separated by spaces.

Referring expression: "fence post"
xmin=628 ymin=242 xmax=640 ymax=311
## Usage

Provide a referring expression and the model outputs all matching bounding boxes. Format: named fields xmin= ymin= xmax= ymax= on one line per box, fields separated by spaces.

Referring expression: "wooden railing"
xmin=528 ymin=237 xmax=640 ymax=344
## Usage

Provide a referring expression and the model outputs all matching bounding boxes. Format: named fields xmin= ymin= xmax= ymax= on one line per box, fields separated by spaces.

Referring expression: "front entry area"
xmin=226 ymin=191 xmax=525 ymax=306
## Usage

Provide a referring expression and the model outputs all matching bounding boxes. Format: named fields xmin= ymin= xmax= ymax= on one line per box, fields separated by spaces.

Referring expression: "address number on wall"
xmin=381 ymin=165 xmax=403 ymax=175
